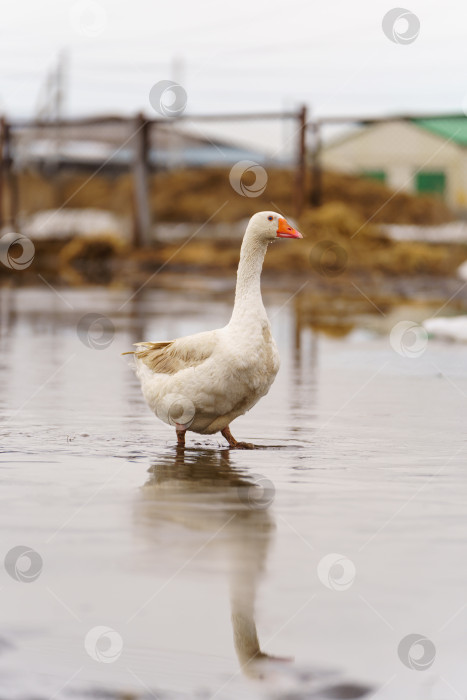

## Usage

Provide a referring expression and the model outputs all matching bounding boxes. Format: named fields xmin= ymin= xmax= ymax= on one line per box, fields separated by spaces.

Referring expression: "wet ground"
xmin=1 ymin=281 xmax=467 ymax=700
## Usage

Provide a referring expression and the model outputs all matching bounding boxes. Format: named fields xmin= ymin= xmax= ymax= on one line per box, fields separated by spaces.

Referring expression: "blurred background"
xmin=2 ymin=0 xmax=467 ymax=312
xmin=2 ymin=0 xmax=467 ymax=308
xmin=2 ymin=3 xmax=467 ymax=700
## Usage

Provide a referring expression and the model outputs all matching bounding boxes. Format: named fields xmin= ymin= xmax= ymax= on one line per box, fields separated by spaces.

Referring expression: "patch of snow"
xmin=17 ymin=139 xmax=116 ymax=162
xmin=383 ymin=221 xmax=467 ymax=244
xmin=423 ymin=316 xmax=467 ymax=342
xmin=20 ymin=208 xmax=129 ymax=241
xmin=155 ymin=219 xmax=248 ymax=242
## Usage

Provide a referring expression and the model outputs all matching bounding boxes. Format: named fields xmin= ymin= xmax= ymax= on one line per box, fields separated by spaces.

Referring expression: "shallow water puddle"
xmin=1 ymin=285 xmax=467 ymax=699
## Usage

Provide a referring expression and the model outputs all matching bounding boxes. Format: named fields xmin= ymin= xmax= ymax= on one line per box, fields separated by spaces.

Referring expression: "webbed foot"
xmin=221 ymin=426 xmax=257 ymax=450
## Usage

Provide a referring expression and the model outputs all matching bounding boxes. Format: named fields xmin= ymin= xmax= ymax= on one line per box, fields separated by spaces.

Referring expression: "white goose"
xmin=125 ymin=211 xmax=302 ymax=448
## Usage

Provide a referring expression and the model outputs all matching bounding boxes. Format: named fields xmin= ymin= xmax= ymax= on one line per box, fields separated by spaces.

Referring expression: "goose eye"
xmin=267 ymin=216 xmax=273 ymax=221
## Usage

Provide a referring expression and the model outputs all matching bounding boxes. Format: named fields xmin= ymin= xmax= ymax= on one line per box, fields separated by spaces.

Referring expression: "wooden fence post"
xmin=132 ymin=113 xmax=152 ymax=247
xmin=0 ymin=118 xmax=18 ymax=230
xmin=310 ymin=120 xmax=322 ymax=208
xmin=294 ymin=105 xmax=307 ymax=219
xmin=0 ymin=117 xmax=4 ymax=229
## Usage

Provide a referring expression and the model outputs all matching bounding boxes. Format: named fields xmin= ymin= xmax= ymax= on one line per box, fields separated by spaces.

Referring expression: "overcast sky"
xmin=0 ymin=0 xmax=465 ymax=151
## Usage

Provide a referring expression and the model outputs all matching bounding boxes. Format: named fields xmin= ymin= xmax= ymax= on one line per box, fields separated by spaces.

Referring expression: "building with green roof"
xmin=322 ymin=115 xmax=467 ymax=213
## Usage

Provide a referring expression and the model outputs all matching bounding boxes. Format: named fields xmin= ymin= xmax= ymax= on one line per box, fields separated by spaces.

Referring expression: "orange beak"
xmin=276 ymin=217 xmax=303 ymax=239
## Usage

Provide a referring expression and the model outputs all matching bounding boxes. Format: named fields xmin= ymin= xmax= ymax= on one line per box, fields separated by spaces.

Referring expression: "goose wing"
xmin=125 ymin=330 xmax=219 ymax=375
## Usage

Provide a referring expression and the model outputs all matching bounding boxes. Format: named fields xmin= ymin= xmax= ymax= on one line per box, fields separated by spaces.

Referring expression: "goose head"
xmin=247 ymin=211 xmax=303 ymax=243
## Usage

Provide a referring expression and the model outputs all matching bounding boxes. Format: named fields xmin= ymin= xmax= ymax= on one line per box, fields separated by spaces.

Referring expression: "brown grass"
xmin=17 ymin=166 xmax=454 ymax=225
xmin=294 ymin=203 xmax=466 ymax=277
xmin=6 ymin=166 xmax=464 ymax=286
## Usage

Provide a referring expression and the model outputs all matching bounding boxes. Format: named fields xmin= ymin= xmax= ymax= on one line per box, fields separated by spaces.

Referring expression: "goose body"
xmin=126 ymin=211 xmax=302 ymax=447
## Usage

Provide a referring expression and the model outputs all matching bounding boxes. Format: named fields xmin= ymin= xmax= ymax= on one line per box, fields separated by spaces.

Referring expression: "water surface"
xmin=1 ymin=283 xmax=466 ymax=700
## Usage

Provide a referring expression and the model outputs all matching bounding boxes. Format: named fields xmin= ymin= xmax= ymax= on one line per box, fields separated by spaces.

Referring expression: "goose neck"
xmin=230 ymin=236 xmax=268 ymax=323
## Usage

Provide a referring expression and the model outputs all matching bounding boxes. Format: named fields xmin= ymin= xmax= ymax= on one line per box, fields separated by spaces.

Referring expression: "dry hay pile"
xmin=11 ymin=167 xmax=464 ymax=283
xmin=285 ymin=203 xmax=467 ymax=278
xmin=318 ymin=171 xmax=453 ymax=226
xmin=151 ymin=168 xmax=454 ymax=226
xmin=125 ymin=203 xmax=467 ymax=279
xmin=58 ymin=234 xmax=126 ymax=285
xmin=18 ymin=167 xmax=454 ymax=226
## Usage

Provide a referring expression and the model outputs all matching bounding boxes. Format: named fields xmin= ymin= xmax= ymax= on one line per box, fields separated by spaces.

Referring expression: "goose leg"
xmin=175 ymin=424 xmax=186 ymax=448
xmin=221 ymin=426 xmax=256 ymax=450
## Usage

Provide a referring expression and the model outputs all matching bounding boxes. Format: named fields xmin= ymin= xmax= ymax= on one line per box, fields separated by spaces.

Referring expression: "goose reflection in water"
xmin=135 ymin=448 xmax=372 ymax=697
xmin=137 ymin=446 xmax=289 ymax=679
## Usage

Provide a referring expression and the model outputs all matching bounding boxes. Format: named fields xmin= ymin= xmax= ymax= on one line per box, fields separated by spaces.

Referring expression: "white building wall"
xmin=456 ymin=160 xmax=467 ymax=209
xmin=386 ymin=165 xmax=414 ymax=192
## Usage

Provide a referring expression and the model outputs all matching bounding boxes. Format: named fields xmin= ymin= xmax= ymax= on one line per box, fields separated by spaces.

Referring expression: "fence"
xmin=1 ymin=109 xmax=458 ymax=246
xmin=0 ymin=107 xmax=309 ymax=247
